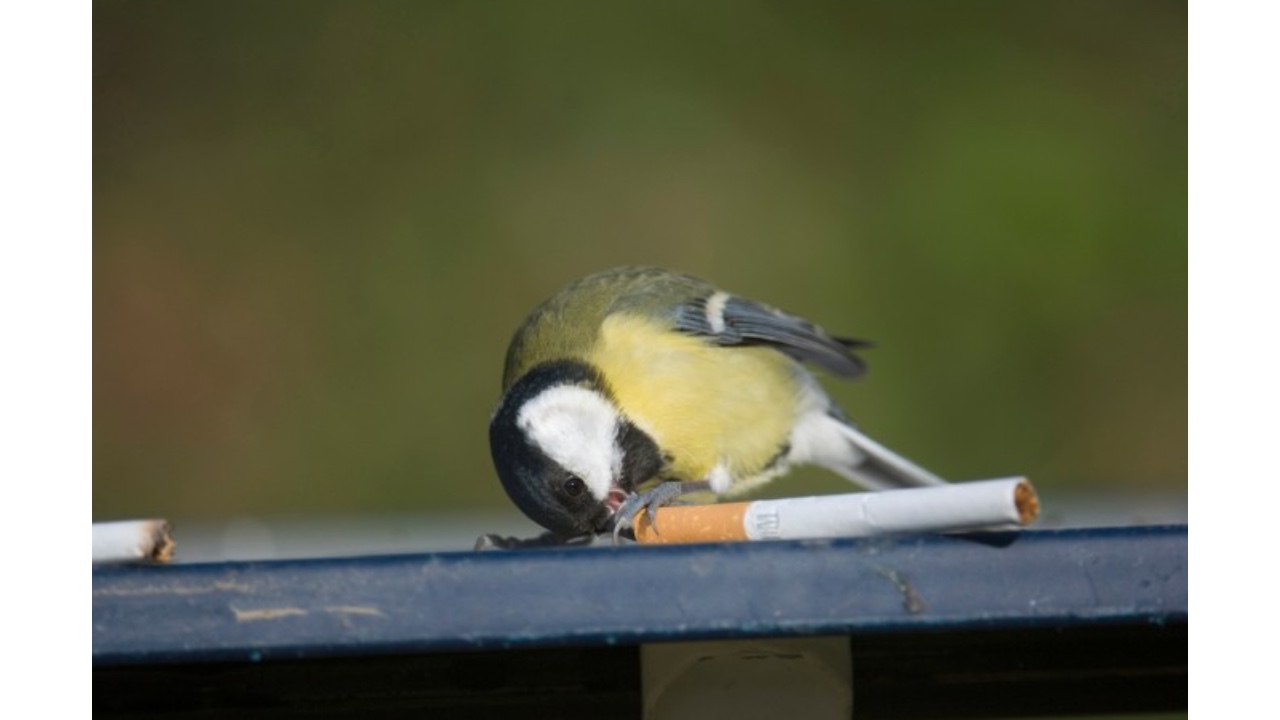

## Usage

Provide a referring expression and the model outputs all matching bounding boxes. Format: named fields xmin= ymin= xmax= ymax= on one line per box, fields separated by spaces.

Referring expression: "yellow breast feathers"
xmin=588 ymin=313 xmax=800 ymax=487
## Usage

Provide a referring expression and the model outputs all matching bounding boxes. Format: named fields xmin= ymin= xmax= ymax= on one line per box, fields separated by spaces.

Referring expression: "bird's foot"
xmin=474 ymin=530 xmax=601 ymax=550
xmin=610 ymin=481 xmax=708 ymax=545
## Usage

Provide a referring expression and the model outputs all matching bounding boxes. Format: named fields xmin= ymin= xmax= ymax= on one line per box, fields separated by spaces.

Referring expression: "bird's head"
xmin=489 ymin=360 xmax=663 ymax=539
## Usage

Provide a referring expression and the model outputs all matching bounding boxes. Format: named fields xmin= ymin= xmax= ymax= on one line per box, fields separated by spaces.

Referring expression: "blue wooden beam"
xmin=93 ymin=525 xmax=1186 ymax=666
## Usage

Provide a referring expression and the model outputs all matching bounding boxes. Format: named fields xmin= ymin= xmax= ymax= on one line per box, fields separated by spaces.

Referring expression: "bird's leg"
xmin=611 ymin=480 xmax=711 ymax=545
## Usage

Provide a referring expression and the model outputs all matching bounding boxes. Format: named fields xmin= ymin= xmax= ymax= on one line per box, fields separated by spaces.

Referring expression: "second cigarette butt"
xmin=93 ymin=519 xmax=177 ymax=564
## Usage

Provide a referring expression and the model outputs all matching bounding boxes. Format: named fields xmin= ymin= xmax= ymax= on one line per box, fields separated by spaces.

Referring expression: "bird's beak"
xmin=605 ymin=488 xmax=629 ymax=514
xmin=595 ymin=488 xmax=632 ymax=534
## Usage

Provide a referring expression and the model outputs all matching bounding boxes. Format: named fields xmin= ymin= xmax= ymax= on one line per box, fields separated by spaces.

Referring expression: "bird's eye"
xmin=563 ymin=475 xmax=586 ymax=497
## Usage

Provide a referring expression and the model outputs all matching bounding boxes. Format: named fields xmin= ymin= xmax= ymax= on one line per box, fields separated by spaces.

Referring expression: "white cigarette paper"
xmin=634 ymin=477 xmax=1039 ymax=544
xmin=93 ymin=519 xmax=175 ymax=564
xmin=743 ymin=477 xmax=1036 ymax=541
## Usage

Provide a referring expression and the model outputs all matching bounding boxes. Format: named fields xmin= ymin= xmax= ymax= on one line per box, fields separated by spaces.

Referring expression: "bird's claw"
xmin=610 ymin=481 xmax=689 ymax=545
xmin=474 ymin=531 xmax=599 ymax=550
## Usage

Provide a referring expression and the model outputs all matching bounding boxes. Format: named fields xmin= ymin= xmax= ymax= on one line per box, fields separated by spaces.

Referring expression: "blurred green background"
xmin=93 ymin=1 xmax=1186 ymax=528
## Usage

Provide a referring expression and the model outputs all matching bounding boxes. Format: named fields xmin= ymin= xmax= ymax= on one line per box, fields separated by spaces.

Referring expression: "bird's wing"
xmin=673 ymin=293 xmax=870 ymax=378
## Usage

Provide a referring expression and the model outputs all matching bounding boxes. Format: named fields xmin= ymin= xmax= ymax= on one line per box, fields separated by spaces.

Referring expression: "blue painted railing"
xmin=94 ymin=525 xmax=1186 ymax=666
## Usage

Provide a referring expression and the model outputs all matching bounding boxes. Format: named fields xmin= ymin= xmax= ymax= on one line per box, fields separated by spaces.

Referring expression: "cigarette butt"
xmin=634 ymin=477 xmax=1039 ymax=545
xmin=93 ymin=519 xmax=176 ymax=564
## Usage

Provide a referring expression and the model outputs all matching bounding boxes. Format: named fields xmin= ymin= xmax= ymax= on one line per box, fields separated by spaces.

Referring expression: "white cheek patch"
xmin=704 ymin=291 xmax=730 ymax=335
xmin=516 ymin=385 xmax=623 ymax=502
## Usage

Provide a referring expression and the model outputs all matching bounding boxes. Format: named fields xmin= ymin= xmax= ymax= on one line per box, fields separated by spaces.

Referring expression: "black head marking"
xmin=489 ymin=360 xmax=615 ymax=537
xmin=615 ymin=420 xmax=665 ymax=493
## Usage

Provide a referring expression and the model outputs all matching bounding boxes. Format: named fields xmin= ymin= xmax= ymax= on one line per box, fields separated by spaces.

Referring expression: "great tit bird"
xmin=489 ymin=266 xmax=946 ymax=542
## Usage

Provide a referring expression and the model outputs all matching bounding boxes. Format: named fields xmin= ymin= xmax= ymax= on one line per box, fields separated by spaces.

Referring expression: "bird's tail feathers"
xmin=825 ymin=419 xmax=947 ymax=490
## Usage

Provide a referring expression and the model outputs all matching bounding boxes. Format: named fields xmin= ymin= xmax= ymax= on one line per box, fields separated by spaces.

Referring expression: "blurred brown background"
xmin=93 ymin=1 xmax=1186 ymax=533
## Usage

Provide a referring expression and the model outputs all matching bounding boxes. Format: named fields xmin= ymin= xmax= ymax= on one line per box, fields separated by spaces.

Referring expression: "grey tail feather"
xmin=833 ymin=422 xmax=947 ymax=490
